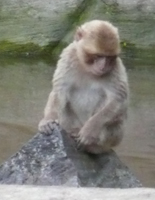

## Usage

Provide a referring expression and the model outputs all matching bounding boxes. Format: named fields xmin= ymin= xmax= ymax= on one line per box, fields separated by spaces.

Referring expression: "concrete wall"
xmin=0 ymin=0 xmax=155 ymax=59
xmin=0 ymin=0 xmax=84 ymax=45
xmin=0 ymin=185 xmax=155 ymax=200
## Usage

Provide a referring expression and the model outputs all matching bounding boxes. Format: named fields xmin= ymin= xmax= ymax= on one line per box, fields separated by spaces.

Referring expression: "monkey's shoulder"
xmin=54 ymin=43 xmax=77 ymax=73
xmin=59 ymin=43 xmax=77 ymax=63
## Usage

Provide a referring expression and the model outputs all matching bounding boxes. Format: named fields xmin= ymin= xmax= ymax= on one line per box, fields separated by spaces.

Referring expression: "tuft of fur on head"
xmin=75 ymin=20 xmax=121 ymax=56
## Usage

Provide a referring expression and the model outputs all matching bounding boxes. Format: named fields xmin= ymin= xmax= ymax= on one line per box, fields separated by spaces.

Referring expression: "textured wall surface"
xmin=0 ymin=0 xmax=155 ymax=47
xmin=0 ymin=0 xmax=84 ymax=45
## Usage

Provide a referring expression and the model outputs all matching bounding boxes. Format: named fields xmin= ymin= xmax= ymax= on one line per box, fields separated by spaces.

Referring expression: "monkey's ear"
xmin=74 ymin=27 xmax=85 ymax=41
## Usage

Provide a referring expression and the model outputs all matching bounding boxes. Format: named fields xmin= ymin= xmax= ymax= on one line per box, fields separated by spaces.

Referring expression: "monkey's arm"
xmin=38 ymin=91 xmax=58 ymax=132
xmin=91 ymin=97 xmax=127 ymax=126
xmin=43 ymin=91 xmax=58 ymax=120
xmin=79 ymin=82 xmax=128 ymax=135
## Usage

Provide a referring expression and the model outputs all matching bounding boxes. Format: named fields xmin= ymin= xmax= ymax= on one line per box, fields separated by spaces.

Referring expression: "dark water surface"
xmin=0 ymin=58 xmax=155 ymax=187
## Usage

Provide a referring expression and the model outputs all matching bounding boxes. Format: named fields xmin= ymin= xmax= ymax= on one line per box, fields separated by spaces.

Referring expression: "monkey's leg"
xmin=75 ymin=112 xmax=124 ymax=154
xmin=105 ymin=123 xmax=124 ymax=148
xmin=76 ymin=123 xmax=123 ymax=154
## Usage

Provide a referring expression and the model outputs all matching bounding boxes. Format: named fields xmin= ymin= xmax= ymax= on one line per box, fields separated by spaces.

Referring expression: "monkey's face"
xmin=75 ymin=20 xmax=120 ymax=76
xmin=82 ymin=48 xmax=117 ymax=76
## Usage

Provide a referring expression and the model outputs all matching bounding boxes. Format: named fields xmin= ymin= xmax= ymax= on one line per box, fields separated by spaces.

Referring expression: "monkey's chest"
xmin=70 ymin=84 xmax=106 ymax=123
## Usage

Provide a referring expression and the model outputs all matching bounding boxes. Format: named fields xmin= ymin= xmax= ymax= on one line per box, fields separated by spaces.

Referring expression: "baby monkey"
xmin=39 ymin=20 xmax=129 ymax=154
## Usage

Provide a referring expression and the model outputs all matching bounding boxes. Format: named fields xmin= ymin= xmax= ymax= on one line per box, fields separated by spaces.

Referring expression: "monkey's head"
xmin=75 ymin=20 xmax=121 ymax=76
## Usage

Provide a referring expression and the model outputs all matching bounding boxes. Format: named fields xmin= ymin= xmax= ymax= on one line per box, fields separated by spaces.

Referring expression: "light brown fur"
xmin=39 ymin=20 xmax=129 ymax=154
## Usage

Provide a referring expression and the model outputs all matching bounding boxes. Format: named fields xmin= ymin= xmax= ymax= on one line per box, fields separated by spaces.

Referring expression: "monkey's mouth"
xmin=92 ymin=68 xmax=105 ymax=76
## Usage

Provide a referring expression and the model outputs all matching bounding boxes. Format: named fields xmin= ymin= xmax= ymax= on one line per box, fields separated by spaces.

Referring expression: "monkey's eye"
xmin=106 ymin=55 xmax=117 ymax=62
xmin=93 ymin=54 xmax=104 ymax=60
xmin=84 ymin=52 xmax=95 ymax=64
xmin=84 ymin=51 xmax=105 ymax=65
xmin=106 ymin=55 xmax=117 ymax=65
xmin=107 ymin=55 xmax=117 ymax=59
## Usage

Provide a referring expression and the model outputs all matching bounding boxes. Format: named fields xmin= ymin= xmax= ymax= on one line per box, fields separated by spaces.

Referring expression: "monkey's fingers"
xmin=39 ymin=123 xmax=53 ymax=135
xmin=76 ymin=133 xmax=102 ymax=149
xmin=76 ymin=139 xmax=85 ymax=151
xmin=53 ymin=119 xmax=59 ymax=125
xmin=74 ymin=135 xmax=89 ymax=151
xmin=71 ymin=132 xmax=79 ymax=139
xmin=39 ymin=120 xmax=59 ymax=135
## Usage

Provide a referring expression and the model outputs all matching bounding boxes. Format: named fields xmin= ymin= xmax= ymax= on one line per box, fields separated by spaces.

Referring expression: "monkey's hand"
xmin=74 ymin=119 xmax=104 ymax=153
xmin=38 ymin=119 xmax=59 ymax=135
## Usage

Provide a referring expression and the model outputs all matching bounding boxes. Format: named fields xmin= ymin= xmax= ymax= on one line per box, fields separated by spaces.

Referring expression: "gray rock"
xmin=0 ymin=123 xmax=142 ymax=188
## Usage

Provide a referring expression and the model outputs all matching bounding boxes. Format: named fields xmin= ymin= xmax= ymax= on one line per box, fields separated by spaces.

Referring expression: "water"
xmin=117 ymin=69 xmax=155 ymax=187
xmin=0 ymin=58 xmax=54 ymax=162
xmin=0 ymin=58 xmax=155 ymax=187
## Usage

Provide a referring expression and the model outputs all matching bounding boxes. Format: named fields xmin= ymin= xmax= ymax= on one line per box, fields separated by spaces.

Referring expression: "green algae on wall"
xmin=0 ymin=40 xmax=57 ymax=65
xmin=121 ymin=41 xmax=155 ymax=68
xmin=1 ymin=0 xmax=155 ymax=69
xmin=0 ymin=40 xmax=61 ymax=57
xmin=1 ymin=39 xmax=155 ymax=69
xmin=0 ymin=41 xmax=42 ymax=56
xmin=0 ymin=40 xmax=68 ymax=64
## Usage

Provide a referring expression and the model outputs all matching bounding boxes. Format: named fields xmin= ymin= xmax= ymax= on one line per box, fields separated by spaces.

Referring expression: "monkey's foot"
xmin=38 ymin=119 xmax=59 ymax=135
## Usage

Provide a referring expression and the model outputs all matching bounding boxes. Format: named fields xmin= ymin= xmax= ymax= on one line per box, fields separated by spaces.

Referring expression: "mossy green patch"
xmin=0 ymin=40 xmax=68 ymax=65
xmin=120 ymin=41 xmax=155 ymax=69
xmin=0 ymin=41 xmax=42 ymax=56
xmin=0 ymin=40 xmax=56 ymax=64
xmin=0 ymin=39 xmax=155 ymax=70
xmin=101 ymin=1 xmax=120 ymax=15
